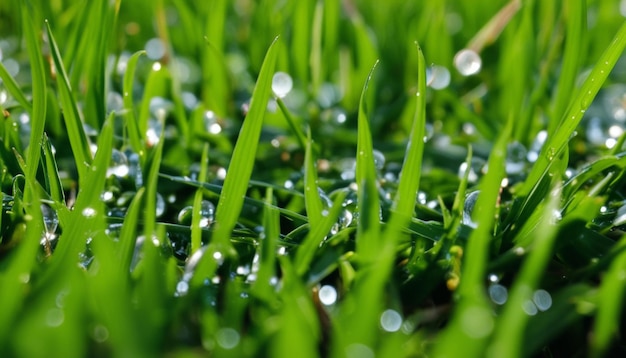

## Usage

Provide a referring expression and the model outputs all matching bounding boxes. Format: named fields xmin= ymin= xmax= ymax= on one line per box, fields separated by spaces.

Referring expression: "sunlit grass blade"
xmin=488 ymin=182 xmax=561 ymax=357
xmin=291 ymin=0 xmax=313 ymax=85
xmin=389 ymin=43 xmax=426 ymax=224
xmin=549 ymin=0 xmax=586 ymax=134
xmin=45 ymin=21 xmax=93 ymax=183
xmin=122 ymin=50 xmax=146 ymax=156
xmin=521 ymin=21 xmax=626 ymax=197
xmin=212 ymin=36 xmax=280 ymax=250
xmin=22 ymin=6 xmax=47 ymax=198
xmin=355 ymin=60 xmax=381 ymax=262
xmin=202 ymin=39 xmax=231 ymax=117
xmin=432 ymin=118 xmax=511 ymax=357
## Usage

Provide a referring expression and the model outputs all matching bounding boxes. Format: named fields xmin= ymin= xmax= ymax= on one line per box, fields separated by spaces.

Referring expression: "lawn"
xmin=1 ymin=0 xmax=626 ymax=357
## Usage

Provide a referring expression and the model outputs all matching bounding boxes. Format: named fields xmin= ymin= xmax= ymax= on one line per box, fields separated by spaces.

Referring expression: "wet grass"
xmin=1 ymin=0 xmax=626 ymax=357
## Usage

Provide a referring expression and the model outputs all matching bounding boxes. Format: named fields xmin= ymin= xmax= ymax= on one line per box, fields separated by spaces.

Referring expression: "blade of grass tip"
xmin=211 ymin=36 xmax=280 ymax=253
xmin=303 ymin=127 xmax=323 ymax=229
xmin=355 ymin=60 xmax=381 ymax=262
xmin=295 ymin=190 xmax=347 ymax=277
xmin=250 ymin=188 xmax=280 ymax=302
xmin=590 ymin=235 xmax=626 ymax=357
xmin=22 ymin=7 xmax=47 ymax=201
xmin=122 ymin=50 xmax=146 ymax=157
xmin=549 ymin=0 xmax=586 ymax=135
xmin=488 ymin=182 xmax=561 ymax=357
xmin=387 ymin=43 xmax=426 ymax=230
xmin=0 ymin=61 xmax=31 ymax=113
xmin=431 ymin=118 xmax=512 ymax=358
xmin=521 ymin=21 xmax=626 ymax=198
xmin=191 ymin=143 xmax=210 ymax=253
xmin=45 ymin=21 xmax=93 ymax=183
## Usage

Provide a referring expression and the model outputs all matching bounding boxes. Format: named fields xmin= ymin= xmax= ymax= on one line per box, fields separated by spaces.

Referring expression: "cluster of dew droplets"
xmin=583 ymin=84 xmax=626 ymax=149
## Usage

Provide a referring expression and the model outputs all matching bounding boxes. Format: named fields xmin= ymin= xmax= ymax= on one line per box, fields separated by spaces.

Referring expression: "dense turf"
xmin=1 ymin=0 xmax=626 ymax=357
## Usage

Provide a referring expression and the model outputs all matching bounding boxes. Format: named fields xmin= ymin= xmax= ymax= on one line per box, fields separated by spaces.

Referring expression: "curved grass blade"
xmin=143 ymin=121 xmax=165 ymax=239
xmin=549 ymin=0 xmax=586 ymax=134
xmin=22 ymin=7 xmax=47 ymax=199
xmin=389 ymin=43 xmax=426 ymax=226
xmin=521 ymin=21 xmax=626 ymax=198
xmin=45 ymin=21 xmax=93 ymax=183
xmin=122 ymin=50 xmax=146 ymax=157
xmin=355 ymin=60 xmax=381 ymax=262
xmin=212 ymin=36 xmax=280 ymax=250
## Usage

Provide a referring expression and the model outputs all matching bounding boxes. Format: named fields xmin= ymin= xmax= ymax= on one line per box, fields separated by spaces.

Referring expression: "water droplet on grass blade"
xmin=427 ymin=65 xmax=451 ymax=90
xmin=216 ymin=328 xmax=240 ymax=349
xmin=533 ymin=289 xmax=552 ymax=311
xmin=107 ymin=149 xmax=129 ymax=178
xmin=145 ymin=38 xmax=166 ymax=60
xmin=463 ymin=191 xmax=480 ymax=228
xmin=41 ymin=204 xmax=59 ymax=235
xmin=522 ymin=300 xmax=538 ymax=315
xmin=380 ymin=309 xmax=403 ymax=332
xmin=505 ymin=142 xmax=527 ymax=175
xmin=488 ymin=284 xmax=508 ymax=305
xmin=454 ymin=49 xmax=482 ymax=76
xmin=271 ymin=72 xmax=293 ymax=98
xmin=82 ymin=207 xmax=97 ymax=218
xmin=372 ymin=149 xmax=386 ymax=170
xmin=318 ymin=285 xmax=338 ymax=306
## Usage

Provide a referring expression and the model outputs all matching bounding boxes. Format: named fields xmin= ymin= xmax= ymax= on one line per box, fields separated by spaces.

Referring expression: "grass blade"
xmin=212 ymin=36 xmax=280 ymax=250
xmin=122 ymin=50 xmax=146 ymax=156
xmin=22 ymin=6 xmax=47 ymax=198
xmin=45 ymin=21 xmax=93 ymax=183
xmin=432 ymin=118 xmax=512 ymax=357
xmin=389 ymin=43 xmax=426 ymax=223
xmin=521 ymin=21 xmax=626 ymax=197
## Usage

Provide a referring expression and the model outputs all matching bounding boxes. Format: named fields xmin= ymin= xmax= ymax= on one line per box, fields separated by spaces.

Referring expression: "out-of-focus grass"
xmin=1 ymin=0 xmax=626 ymax=357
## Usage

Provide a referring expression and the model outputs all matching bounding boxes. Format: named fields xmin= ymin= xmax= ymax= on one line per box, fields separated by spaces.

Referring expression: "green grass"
xmin=1 ymin=0 xmax=626 ymax=357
